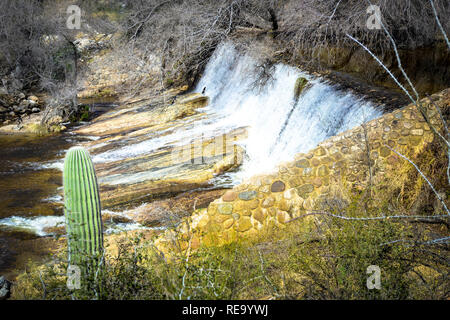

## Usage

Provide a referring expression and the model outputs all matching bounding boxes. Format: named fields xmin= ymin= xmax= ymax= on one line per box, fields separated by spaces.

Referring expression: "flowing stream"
xmin=0 ymin=42 xmax=384 ymax=274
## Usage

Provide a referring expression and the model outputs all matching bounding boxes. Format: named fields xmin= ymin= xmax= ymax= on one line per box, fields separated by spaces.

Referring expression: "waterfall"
xmin=88 ymin=41 xmax=382 ymax=184
xmin=195 ymin=42 xmax=383 ymax=180
xmin=91 ymin=41 xmax=382 ymax=183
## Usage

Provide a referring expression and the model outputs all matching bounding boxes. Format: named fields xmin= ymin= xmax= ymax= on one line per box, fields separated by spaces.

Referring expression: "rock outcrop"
xmin=77 ymin=92 xmax=243 ymax=209
xmin=0 ymin=89 xmax=42 ymax=126
xmin=0 ymin=276 xmax=11 ymax=300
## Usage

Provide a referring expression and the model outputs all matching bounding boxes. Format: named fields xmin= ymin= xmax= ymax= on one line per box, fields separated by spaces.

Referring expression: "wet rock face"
xmin=73 ymin=91 xmax=244 ymax=209
xmin=294 ymin=77 xmax=309 ymax=100
xmin=0 ymin=276 xmax=11 ymax=300
xmin=153 ymin=88 xmax=449 ymax=252
xmin=312 ymin=44 xmax=450 ymax=98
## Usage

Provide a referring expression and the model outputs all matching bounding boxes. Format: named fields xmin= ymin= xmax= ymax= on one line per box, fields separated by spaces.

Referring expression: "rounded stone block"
xmin=278 ymin=199 xmax=292 ymax=212
xmin=261 ymin=196 xmax=275 ymax=208
xmin=239 ymin=190 xmax=257 ymax=201
xmin=271 ymin=180 xmax=286 ymax=192
xmin=403 ymin=121 xmax=413 ymax=129
xmin=283 ymin=188 xmax=296 ymax=200
xmin=248 ymin=199 xmax=260 ymax=210
xmin=321 ymin=156 xmax=333 ymax=164
xmin=218 ymin=203 xmax=233 ymax=215
xmin=317 ymin=165 xmax=329 ymax=177
xmin=387 ymin=140 xmax=396 ymax=147
xmin=289 ymin=176 xmax=303 ymax=187
xmin=302 ymin=167 xmax=314 ymax=176
xmin=295 ymin=159 xmax=310 ymax=168
xmin=311 ymin=158 xmax=321 ymax=166
xmin=296 ymin=184 xmax=314 ymax=197
xmin=234 ymin=198 xmax=259 ymax=211
xmin=222 ymin=190 xmax=237 ymax=202
xmin=223 ymin=219 xmax=234 ymax=229
xmin=197 ymin=216 xmax=210 ymax=229
xmin=215 ymin=214 xmax=231 ymax=223
xmin=236 ymin=216 xmax=253 ymax=232
xmin=314 ymin=147 xmax=326 ymax=156
xmin=252 ymin=208 xmax=266 ymax=224
xmin=389 ymin=132 xmax=400 ymax=139
xmin=333 ymin=152 xmax=343 ymax=161
xmin=277 ymin=211 xmax=291 ymax=224
xmin=311 ymin=177 xmax=323 ymax=187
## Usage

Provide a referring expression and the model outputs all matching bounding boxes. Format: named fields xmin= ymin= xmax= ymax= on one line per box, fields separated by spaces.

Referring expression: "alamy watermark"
xmin=366 ymin=5 xmax=382 ymax=30
xmin=171 ymin=133 xmax=241 ymax=165
xmin=366 ymin=265 xmax=381 ymax=290
xmin=66 ymin=5 xmax=81 ymax=30
xmin=67 ymin=264 xmax=81 ymax=290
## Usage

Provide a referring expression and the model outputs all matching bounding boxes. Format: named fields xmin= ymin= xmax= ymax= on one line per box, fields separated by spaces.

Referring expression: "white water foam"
xmin=0 ymin=215 xmax=65 ymax=236
xmin=0 ymin=212 xmax=154 ymax=237
xmin=196 ymin=42 xmax=383 ymax=179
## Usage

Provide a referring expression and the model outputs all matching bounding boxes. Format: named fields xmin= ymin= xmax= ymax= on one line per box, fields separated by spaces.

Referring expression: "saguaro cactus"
xmin=63 ymin=146 xmax=103 ymax=267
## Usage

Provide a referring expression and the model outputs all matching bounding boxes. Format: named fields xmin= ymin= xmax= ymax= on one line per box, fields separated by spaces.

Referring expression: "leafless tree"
xmin=0 ymin=0 xmax=120 ymax=125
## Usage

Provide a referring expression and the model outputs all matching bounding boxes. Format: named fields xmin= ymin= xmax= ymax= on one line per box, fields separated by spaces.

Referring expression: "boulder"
xmin=28 ymin=95 xmax=39 ymax=103
xmin=27 ymin=99 xmax=37 ymax=107
xmin=0 ymin=276 xmax=11 ymax=300
xmin=46 ymin=115 xmax=63 ymax=126
xmin=14 ymin=102 xmax=28 ymax=114
xmin=294 ymin=77 xmax=309 ymax=100
xmin=74 ymin=38 xmax=99 ymax=53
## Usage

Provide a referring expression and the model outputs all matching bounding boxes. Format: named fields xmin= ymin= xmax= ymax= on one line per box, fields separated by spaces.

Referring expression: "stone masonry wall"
xmin=154 ymin=88 xmax=449 ymax=254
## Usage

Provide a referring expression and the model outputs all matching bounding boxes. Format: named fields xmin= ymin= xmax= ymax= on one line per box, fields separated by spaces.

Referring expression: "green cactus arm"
xmin=63 ymin=146 xmax=103 ymax=266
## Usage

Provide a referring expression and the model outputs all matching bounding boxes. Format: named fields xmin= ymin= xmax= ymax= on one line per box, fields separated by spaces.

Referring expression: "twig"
xmin=258 ymin=250 xmax=278 ymax=297
xmin=178 ymin=224 xmax=193 ymax=300
xmin=286 ymin=211 xmax=449 ymax=224
xmin=426 ymin=93 xmax=450 ymax=185
xmin=380 ymin=236 xmax=450 ymax=247
xmin=327 ymin=0 xmax=342 ymax=25
xmin=430 ymin=0 xmax=450 ymax=49
xmin=38 ymin=270 xmax=47 ymax=300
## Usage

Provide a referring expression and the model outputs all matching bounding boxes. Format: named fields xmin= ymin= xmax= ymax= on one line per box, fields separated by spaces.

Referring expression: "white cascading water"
xmin=92 ymin=41 xmax=382 ymax=181
xmin=194 ymin=42 xmax=383 ymax=180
